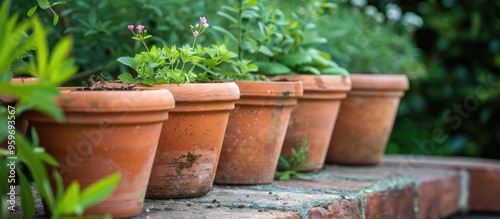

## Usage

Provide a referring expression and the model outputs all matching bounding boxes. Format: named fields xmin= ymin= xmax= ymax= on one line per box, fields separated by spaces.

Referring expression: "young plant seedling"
xmin=275 ymin=136 xmax=317 ymax=181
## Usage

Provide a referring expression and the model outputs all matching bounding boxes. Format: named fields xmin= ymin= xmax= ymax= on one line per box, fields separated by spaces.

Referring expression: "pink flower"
xmin=200 ymin=17 xmax=207 ymax=24
xmin=193 ymin=31 xmax=199 ymax=37
xmin=137 ymin=25 xmax=145 ymax=33
xmin=127 ymin=25 xmax=134 ymax=31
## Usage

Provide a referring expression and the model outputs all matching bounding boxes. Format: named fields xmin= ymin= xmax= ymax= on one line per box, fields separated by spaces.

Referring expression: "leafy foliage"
xmin=275 ymin=136 xmax=317 ymax=181
xmin=27 ymin=0 xmax=64 ymax=25
xmin=11 ymin=0 xmax=226 ymax=83
xmin=117 ymin=18 xmax=257 ymax=84
xmin=118 ymin=44 xmax=201 ymax=85
xmin=1 ymin=1 xmax=120 ymax=217
xmin=214 ymin=0 xmax=349 ymax=76
xmin=316 ymin=0 xmax=426 ymax=79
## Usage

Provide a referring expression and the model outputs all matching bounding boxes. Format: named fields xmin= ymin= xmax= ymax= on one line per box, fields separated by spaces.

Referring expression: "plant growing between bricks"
xmin=275 ymin=136 xmax=317 ymax=181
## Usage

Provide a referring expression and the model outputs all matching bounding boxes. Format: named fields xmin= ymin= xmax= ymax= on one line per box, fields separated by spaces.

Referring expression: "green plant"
xmin=214 ymin=0 xmax=348 ymax=76
xmin=117 ymin=17 xmax=255 ymax=84
xmin=0 ymin=1 xmax=120 ymax=217
xmin=317 ymin=0 xmax=426 ymax=79
xmin=275 ymin=136 xmax=317 ymax=181
xmin=27 ymin=0 xmax=64 ymax=25
xmin=195 ymin=44 xmax=258 ymax=81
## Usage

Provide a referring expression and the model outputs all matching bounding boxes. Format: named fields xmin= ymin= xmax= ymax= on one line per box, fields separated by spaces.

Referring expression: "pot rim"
xmin=235 ymin=80 xmax=303 ymax=97
xmin=55 ymin=87 xmax=175 ymax=112
xmin=349 ymin=73 xmax=409 ymax=91
xmin=148 ymin=82 xmax=240 ymax=103
xmin=271 ymin=75 xmax=351 ymax=92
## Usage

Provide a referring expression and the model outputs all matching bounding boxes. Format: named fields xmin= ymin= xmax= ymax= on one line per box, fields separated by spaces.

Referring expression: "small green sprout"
xmin=275 ymin=136 xmax=317 ymax=181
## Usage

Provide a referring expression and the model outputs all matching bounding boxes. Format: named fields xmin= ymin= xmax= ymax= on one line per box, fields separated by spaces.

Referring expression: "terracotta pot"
xmin=273 ymin=75 xmax=351 ymax=171
xmin=326 ymin=74 xmax=409 ymax=165
xmin=1 ymin=77 xmax=38 ymax=149
xmin=215 ymin=81 xmax=303 ymax=184
xmin=146 ymin=82 xmax=240 ymax=198
xmin=24 ymin=88 xmax=175 ymax=218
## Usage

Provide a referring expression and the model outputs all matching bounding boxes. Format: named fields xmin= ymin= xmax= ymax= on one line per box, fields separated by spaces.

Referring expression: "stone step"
xmin=8 ymin=156 xmax=500 ymax=219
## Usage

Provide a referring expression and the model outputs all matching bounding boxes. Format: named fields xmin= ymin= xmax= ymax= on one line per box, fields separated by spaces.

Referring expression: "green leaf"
xmin=277 ymin=171 xmax=290 ymax=180
xmin=37 ymin=0 xmax=50 ymax=9
xmin=321 ymin=67 xmax=350 ymax=77
xmin=241 ymin=10 xmax=260 ymax=19
xmin=276 ymin=51 xmax=312 ymax=68
xmin=53 ymin=171 xmax=64 ymax=203
xmin=47 ymin=36 xmax=77 ymax=86
xmin=53 ymin=14 xmax=59 ymax=25
xmin=76 ymin=172 xmax=121 ymax=215
xmin=30 ymin=127 xmax=39 ymax=146
xmin=19 ymin=171 xmax=35 ymax=218
xmin=258 ymin=46 xmax=274 ymax=57
xmin=310 ymin=52 xmax=336 ymax=68
xmin=246 ymin=0 xmax=258 ymax=6
xmin=84 ymin=29 xmax=97 ymax=36
xmin=278 ymin=155 xmax=290 ymax=169
xmin=254 ymin=62 xmax=291 ymax=75
xmin=142 ymin=35 xmax=152 ymax=40
xmin=295 ymin=65 xmax=321 ymax=75
xmin=56 ymin=181 xmax=80 ymax=215
xmin=212 ymin=26 xmax=237 ymax=43
xmin=32 ymin=18 xmax=48 ymax=80
xmin=300 ymin=37 xmax=327 ymax=47
xmin=27 ymin=5 xmax=37 ymax=17
xmin=117 ymin=73 xmax=135 ymax=84
xmin=9 ymin=60 xmax=31 ymax=76
xmin=15 ymin=134 xmax=55 ymax=210
xmin=50 ymin=2 xmax=66 ymax=7
xmin=295 ymin=173 xmax=315 ymax=181
xmin=0 ymin=83 xmax=64 ymax=121
xmin=217 ymin=11 xmax=237 ymax=24
xmin=116 ymin=57 xmax=135 ymax=68
xmin=34 ymin=149 xmax=58 ymax=166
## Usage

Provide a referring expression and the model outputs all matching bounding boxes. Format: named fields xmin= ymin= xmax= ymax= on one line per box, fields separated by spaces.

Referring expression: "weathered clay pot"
xmin=24 ymin=88 xmax=175 ymax=218
xmin=274 ymin=75 xmax=351 ymax=171
xmin=326 ymin=74 xmax=409 ymax=165
xmin=146 ymin=82 xmax=240 ymax=198
xmin=215 ymin=81 xmax=303 ymax=184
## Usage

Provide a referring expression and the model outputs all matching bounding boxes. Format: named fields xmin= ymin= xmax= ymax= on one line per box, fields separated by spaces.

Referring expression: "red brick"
xmin=416 ymin=170 xmax=461 ymax=219
xmin=385 ymin=155 xmax=500 ymax=213
xmin=365 ymin=184 xmax=415 ymax=219
xmin=321 ymin=164 xmax=462 ymax=219
xmin=310 ymin=199 xmax=362 ymax=219
xmin=468 ymin=166 xmax=500 ymax=212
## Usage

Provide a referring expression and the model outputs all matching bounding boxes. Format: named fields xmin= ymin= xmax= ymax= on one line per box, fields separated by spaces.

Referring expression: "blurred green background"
xmin=10 ymin=0 xmax=500 ymax=159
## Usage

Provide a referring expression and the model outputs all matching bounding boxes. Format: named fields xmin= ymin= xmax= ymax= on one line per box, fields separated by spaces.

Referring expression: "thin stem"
xmin=140 ymin=37 xmax=150 ymax=52
xmin=237 ymin=0 xmax=243 ymax=60
xmin=192 ymin=36 xmax=198 ymax=49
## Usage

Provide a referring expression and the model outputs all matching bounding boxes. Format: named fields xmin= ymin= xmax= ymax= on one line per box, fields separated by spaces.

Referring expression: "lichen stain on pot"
xmin=282 ymin=90 xmax=291 ymax=98
xmin=175 ymin=152 xmax=202 ymax=175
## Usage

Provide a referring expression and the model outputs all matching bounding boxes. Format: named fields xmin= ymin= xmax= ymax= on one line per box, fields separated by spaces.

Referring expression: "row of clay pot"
xmin=1 ymin=73 xmax=409 ymax=218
